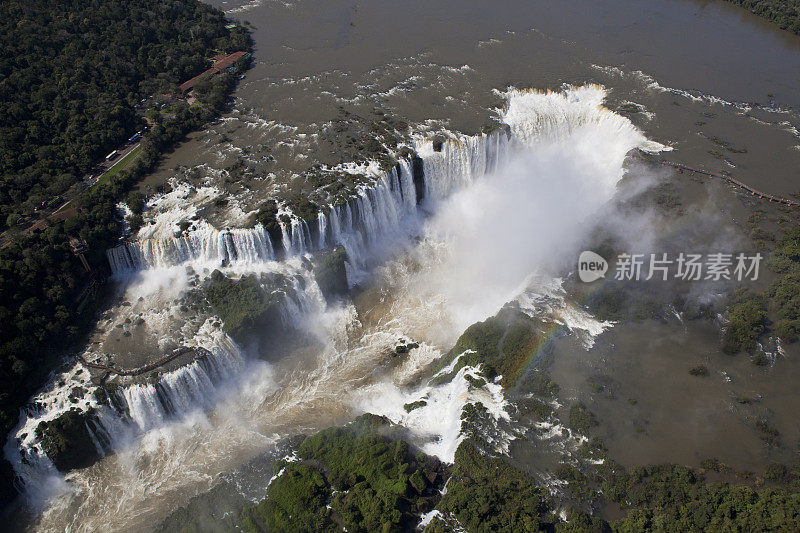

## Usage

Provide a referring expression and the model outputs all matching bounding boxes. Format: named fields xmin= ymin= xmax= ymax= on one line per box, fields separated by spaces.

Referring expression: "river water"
xmin=9 ymin=0 xmax=800 ymax=530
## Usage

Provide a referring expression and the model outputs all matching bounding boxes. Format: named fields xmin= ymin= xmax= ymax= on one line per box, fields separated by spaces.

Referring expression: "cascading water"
xmin=10 ymin=85 xmax=668 ymax=530
xmin=5 ymin=326 xmax=246 ymax=503
xmin=119 ymin=337 xmax=244 ymax=432
xmin=2 ymin=362 xmax=121 ymax=508
xmin=104 ymin=131 xmax=517 ymax=277
xmin=418 ymin=130 xmax=514 ymax=202
xmin=106 ymin=222 xmax=275 ymax=273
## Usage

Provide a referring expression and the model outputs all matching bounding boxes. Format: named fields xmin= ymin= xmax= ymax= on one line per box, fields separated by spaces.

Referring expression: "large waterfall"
xmin=105 ymin=129 xmax=517 ymax=276
xmin=5 ymin=332 xmax=246 ymax=499
xmin=10 ymin=85 xmax=664 ymax=511
xmin=106 ymin=222 xmax=275 ymax=272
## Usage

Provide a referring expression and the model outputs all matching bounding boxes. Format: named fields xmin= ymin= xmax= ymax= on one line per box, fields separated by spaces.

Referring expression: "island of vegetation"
xmin=721 ymin=225 xmax=800 ymax=356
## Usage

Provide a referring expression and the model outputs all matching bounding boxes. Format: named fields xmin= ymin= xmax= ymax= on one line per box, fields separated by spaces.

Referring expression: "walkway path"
xmin=662 ymin=160 xmax=800 ymax=207
xmin=78 ymin=346 xmax=212 ymax=379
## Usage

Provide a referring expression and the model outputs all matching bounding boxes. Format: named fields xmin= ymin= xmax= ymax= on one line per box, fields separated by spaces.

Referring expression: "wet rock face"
xmin=93 ymin=383 xmax=128 ymax=413
xmin=35 ymin=409 xmax=103 ymax=472
xmin=253 ymin=200 xmax=283 ymax=250
xmin=312 ymin=246 xmax=349 ymax=300
xmin=393 ymin=340 xmax=420 ymax=356
xmin=411 ymin=155 xmax=425 ymax=204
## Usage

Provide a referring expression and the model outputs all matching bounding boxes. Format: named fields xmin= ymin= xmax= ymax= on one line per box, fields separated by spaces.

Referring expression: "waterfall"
xmin=278 ymin=213 xmax=313 ymax=257
xmin=105 ymin=132 xmax=512 ymax=275
xmin=278 ymin=268 xmax=328 ymax=326
xmin=317 ymin=211 xmax=327 ymax=249
xmin=107 ymin=222 xmax=275 ymax=274
xmin=314 ymin=157 xmax=429 ymax=269
xmin=120 ymin=342 xmax=241 ymax=431
xmin=5 ymin=336 xmax=246 ymax=496
xmin=416 ymin=131 xmax=514 ymax=203
xmin=4 ymin=367 xmax=124 ymax=500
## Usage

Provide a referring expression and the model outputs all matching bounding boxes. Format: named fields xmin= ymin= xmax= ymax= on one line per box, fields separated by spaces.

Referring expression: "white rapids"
xmin=8 ymin=85 xmax=666 ymax=532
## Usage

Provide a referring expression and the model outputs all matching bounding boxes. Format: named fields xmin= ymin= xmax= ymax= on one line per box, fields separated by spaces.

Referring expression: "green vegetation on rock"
xmin=243 ymin=463 xmax=336 ymax=532
xmin=285 ymin=195 xmax=320 ymax=225
xmin=722 ymin=288 xmax=768 ymax=353
xmin=766 ymin=225 xmax=800 ymax=342
xmin=443 ymin=308 xmax=544 ymax=387
xmin=35 ymin=409 xmax=104 ymax=472
xmin=237 ymin=415 xmax=446 ymax=533
xmin=204 ymin=270 xmax=285 ymax=343
xmin=689 ymin=364 xmax=709 ymax=376
xmin=716 ymin=224 xmax=800 ymax=354
xmin=403 ymin=400 xmax=427 ymax=413
xmin=567 ymin=401 xmax=599 ymax=436
xmin=253 ymin=200 xmax=283 ymax=246
xmin=313 ymin=247 xmax=349 ymax=300
xmin=428 ymin=441 xmax=550 ymax=533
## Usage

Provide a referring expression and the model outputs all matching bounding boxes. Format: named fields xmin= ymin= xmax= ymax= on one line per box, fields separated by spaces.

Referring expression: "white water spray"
xmin=11 ymin=85 xmax=668 ymax=531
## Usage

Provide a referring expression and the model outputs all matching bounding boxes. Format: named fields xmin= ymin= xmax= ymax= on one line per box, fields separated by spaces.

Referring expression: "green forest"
xmin=0 ymin=0 xmax=251 ymax=501
xmin=157 ymin=413 xmax=800 ymax=532
xmin=726 ymin=0 xmax=800 ymax=34
xmin=0 ymin=0 xmax=247 ymax=220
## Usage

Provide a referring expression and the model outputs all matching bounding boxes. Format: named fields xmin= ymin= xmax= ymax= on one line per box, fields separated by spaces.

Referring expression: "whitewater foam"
xmin=356 ymin=354 xmax=513 ymax=463
xmin=16 ymin=84 xmax=667 ymax=528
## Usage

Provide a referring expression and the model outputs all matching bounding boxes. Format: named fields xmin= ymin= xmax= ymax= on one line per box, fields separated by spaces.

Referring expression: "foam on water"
xmin=14 ymin=85 xmax=664 ymax=529
xmin=515 ymin=276 xmax=614 ymax=349
xmin=356 ymin=354 xmax=513 ymax=463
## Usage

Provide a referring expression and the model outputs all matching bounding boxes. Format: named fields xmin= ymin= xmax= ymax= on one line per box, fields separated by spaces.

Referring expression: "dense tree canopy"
xmin=727 ymin=0 xmax=800 ymax=34
xmin=236 ymin=415 xmax=446 ymax=533
xmin=0 ymin=0 xmax=249 ymax=221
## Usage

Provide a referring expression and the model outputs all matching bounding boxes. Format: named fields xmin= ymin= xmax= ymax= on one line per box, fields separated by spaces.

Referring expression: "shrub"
xmin=568 ymin=402 xmax=598 ymax=436
xmin=721 ymin=288 xmax=767 ymax=354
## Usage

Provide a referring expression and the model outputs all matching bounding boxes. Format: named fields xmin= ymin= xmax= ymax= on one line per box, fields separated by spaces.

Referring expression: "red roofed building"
xmin=26 ymin=208 xmax=78 ymax=234
xmin=179 ymin=51 xmax=248 ymax=92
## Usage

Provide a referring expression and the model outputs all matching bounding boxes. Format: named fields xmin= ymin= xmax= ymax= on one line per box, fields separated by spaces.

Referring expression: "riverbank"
xmin=726 ymin=0 xmax=800 ymax=35
xmin=0 ymin=0 xmax=253 ymax=508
